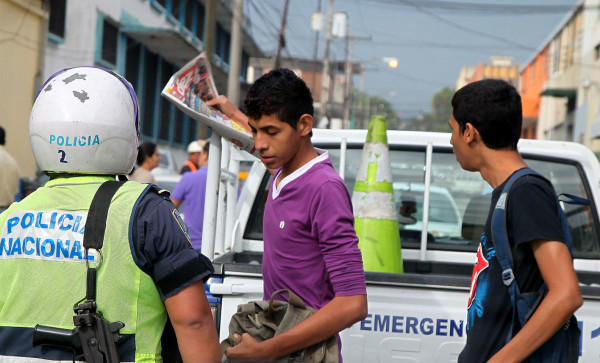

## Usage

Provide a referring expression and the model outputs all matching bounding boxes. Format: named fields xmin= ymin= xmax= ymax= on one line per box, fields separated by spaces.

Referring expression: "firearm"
xmin=33 ymin=301 xmax=125 ymax=363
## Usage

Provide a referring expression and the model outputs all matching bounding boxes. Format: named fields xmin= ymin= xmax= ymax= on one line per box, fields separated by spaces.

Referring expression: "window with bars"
xmin=123 ymin=35 xmax=196 ymax=146
xmin=101 ymin=18 xmax=119 ymax=66
xmin=195 ymin=2 xmax=205 ymax=41
xmin=48 ymin=0 xmax=67 ymax=42
xmin=215 ymin=23 xmax=231 ymax=65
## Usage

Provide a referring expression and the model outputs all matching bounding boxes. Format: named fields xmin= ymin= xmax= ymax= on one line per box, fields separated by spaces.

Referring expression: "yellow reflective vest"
xmin=0 ymin=176 xmax=166 ymax=362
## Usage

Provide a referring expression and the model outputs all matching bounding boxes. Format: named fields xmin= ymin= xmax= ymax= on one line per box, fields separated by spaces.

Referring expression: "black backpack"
xmin=491 ymin=168 xmax=585 ymax=362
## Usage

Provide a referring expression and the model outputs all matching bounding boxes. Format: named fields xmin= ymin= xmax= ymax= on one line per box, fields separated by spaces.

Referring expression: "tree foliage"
xmin=351 ymin=86 xmax=454 ymax=132
xmin=391 ymin=86 xmax=455 ymax=132
xmin=429 ymin=87 xmax=454 ymax=132
xmin=352 ymin=93 xmax=400 ymax=130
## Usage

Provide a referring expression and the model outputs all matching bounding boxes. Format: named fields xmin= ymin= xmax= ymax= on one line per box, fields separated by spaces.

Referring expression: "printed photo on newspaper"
xmin=161 ymin=52 xmax=258 ymax=157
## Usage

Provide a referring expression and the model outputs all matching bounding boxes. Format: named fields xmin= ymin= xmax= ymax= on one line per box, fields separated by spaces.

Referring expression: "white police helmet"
xmin=29 ymin=67 xmax=140 ymax=175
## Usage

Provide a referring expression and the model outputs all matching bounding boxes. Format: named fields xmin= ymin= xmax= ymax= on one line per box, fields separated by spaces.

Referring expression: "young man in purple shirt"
xmin=223 ymin=69 xmax=368 ymax=362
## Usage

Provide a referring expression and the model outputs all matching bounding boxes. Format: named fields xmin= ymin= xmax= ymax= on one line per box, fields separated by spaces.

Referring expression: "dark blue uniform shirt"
xmin=131 ymin=187 xmax=214 ymax=300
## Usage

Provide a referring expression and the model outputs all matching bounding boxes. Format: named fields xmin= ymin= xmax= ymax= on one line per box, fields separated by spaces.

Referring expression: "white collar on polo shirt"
xmin=272 ymin=148 xmax=329 ymax=199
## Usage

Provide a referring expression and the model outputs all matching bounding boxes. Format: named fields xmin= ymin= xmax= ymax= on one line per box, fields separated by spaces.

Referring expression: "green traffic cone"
xmin=352 ymin=115 xmax=403 ymax=273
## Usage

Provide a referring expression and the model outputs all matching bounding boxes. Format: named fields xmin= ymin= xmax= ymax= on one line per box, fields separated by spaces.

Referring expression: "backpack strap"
xmin=490 ymin=168 xmax=588 ymax=343
xmin=492 ymin=168 xmax=545 ymax=343
xmin=492 ymin=169 xmax=589 ymax=278
xmin=82 ymin=180 xmax=126 ymax=302
xmin=491 ymin=168 xmax=539 ymax=288
xmin=559 ymin=193 xmax=591 ymax=207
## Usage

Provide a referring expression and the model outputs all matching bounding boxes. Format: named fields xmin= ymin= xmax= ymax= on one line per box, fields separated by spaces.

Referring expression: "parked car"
xmin=154 ymin=173 xmax=184 ymax=218
xmin=393 ymin=183 xmax=464 ymax=242
xmin=153 ymin=172 xmax=181 ymax=193
xmin=152 ymin=148 xmax=179 ymax=175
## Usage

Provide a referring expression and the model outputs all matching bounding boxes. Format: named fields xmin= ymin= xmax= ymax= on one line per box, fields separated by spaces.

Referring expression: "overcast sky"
xmin=244 ymin=0 xmax=580 ymax=118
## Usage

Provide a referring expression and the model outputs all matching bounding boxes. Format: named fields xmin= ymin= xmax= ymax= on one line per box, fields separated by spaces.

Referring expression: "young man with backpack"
xmin=451 ymin=79 xmax=582 ymax=362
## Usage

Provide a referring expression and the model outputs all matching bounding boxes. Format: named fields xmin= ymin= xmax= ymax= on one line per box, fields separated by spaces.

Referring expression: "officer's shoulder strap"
xmin=83 ymin=180 xmax=126 ymax=251
xmin=82 ymin=180 xmax=126 ymax=302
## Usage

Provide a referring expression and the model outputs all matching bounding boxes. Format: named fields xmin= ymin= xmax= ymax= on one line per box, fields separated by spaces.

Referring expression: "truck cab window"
xmin=243 ymin=145 xmax=599 ymax=259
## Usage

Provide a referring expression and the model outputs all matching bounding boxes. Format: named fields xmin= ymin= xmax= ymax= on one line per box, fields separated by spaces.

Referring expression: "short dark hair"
xmin=451 ymin=79 xmax=522 ymax=150
xmin=244 ymin=68 xmax=314 ymax=133
xmin=137 ymin=141 xmax=157 ymax=165
xmin=0 ymin=126 xmax=5 ymax=145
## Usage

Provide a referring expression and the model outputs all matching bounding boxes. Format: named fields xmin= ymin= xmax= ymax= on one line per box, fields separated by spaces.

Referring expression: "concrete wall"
xmin=0 ymin=0 xmax=46 ymax=177
xmin=43 ymin=0 xmax=184 ymax=80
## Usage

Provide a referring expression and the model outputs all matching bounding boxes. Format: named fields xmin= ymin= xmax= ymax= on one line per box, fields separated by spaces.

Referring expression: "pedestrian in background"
xmin=180 ymin=139 xmax=206 ymax=174
xmin=0 ymin=67 xmax=219 ymax=362
xmin=0 ymin=126 xmax=19 ymax=212
xmin=223 ymin=68 xmax=368 ymax=362
xmin=130 ymin=141 xmax=160 ymax=184
xmin=451 ymin=79 xmax=582 ymax=362
xmin=171 ymin=140 xmax=210 ymax=250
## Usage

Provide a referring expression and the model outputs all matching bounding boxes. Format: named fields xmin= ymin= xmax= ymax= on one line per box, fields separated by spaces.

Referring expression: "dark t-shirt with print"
xmin=458 ymin=169 xmax=565 ymax=363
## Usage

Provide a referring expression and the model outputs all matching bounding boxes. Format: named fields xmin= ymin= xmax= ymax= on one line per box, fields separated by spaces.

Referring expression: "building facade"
xmin=248 ymin=56 xmax=359 ymax=129
xmin=467 ymin=56 xmax=520 ymax=87
xmin=455 ymin=56 xmax=527 ymax=137
xmin=45 ymin=0 xmax=261 ymax=165
xmin=536 ymin=0 xmax=600 ymax=157
xmin=0 ymin=0 xmax=46 ymax=178
xmin=3 ymin=0 xmax=262 ymax=176
xmin=520 ymin=46 xmax=550 ymax=140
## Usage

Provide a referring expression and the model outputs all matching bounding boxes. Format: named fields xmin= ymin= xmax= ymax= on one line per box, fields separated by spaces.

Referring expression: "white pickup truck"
xmin=203 ymin=128 xmax=600 ymax=362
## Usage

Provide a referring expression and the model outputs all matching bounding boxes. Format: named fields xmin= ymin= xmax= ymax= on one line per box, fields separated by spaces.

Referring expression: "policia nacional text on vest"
xmin=0 ymin=177 xmax=167 ymax=362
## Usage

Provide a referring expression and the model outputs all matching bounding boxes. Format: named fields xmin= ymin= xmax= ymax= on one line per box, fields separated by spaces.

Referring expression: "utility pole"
xmin=359 ymin=65 xmax=366 ymax=129
xmin=203 ymin=0 xmax=218 ymax=64
xmin=342 ymin=35 xmax=353 ymax=129
xmin=227 ymin=0 xmax=243 ymax=105
xmin=342 ymin=35 xmax=371 ymax=129
xmin=311 ymin=0 xmax=322 ymax=95
xmin=274 ymin=0 xmax=291 ymax=69
xmin=320 ymin=0 xmax=334 ymax=124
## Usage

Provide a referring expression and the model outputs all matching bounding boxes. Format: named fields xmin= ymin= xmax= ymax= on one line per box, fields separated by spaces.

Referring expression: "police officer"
xmin=0 ymin=67 xmax=220 ymax=362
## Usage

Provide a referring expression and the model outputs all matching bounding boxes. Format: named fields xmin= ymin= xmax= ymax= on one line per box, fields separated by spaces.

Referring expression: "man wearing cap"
xmin=180 ymin=139 xmax=207 ymax=174
xmin=172 ymin=140 xmax=210 ymax=250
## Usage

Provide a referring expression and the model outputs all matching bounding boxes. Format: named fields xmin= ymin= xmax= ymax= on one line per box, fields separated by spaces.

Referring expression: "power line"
xmin=263 ymin=0 xmax=315 ymax=56
xmin=371 ymin=38 xmax=526 ymax=53
xmin=398 ymin=0 xmax=536 ymax=51
xmin=248 ymin=0 xmax=282 ymax=52
xmin=352 ymin=0 xmax=578 ymax=15
xmin=247 ymin=0 xmax=303 ymax=70
xmin=380 ymin=67 xmax=449 ymax=88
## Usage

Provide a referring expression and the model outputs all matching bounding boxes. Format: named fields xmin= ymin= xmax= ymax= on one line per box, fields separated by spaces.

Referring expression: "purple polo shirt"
xmin=262 ymin=150 xmax=367 ymax=359
xmin=172 ymin=165 xmax=208 ymax=249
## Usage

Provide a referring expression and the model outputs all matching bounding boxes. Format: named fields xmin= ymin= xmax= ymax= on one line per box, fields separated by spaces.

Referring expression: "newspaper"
xmin=161 ymin=53 xmax=257 ymax=157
